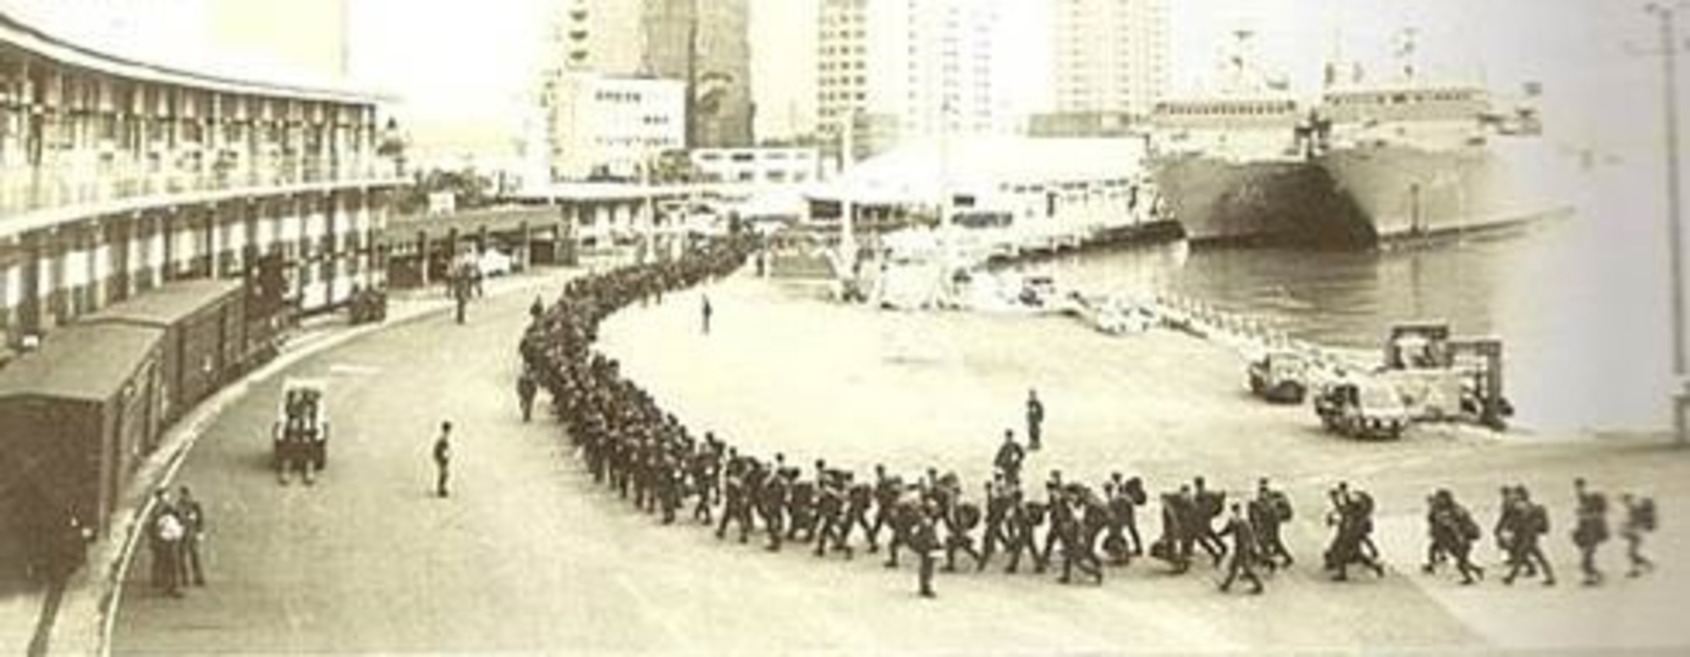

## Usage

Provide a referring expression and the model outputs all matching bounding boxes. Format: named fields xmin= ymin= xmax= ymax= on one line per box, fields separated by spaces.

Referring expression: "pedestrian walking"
xmin=433 ymin=421 xmax=453 ymax=498
xmin=1025 ymin=389 xmax=1044 ymax=451
xmin=176 ymin=486 xmax=207 ymax=587
xmin=701 ymin=294 xmax=713 ymax=335
xmin=1620 ymin=493 xmax=1657 ymax=577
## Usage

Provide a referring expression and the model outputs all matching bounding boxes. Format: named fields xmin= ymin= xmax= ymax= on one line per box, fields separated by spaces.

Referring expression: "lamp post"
xmin=1646 ymin=2 xmax=1688 ymax=446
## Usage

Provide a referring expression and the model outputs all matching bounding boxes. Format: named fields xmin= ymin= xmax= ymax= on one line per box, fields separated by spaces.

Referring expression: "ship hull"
xmin=1152 ymin=139 xmax=1578 ymax=249
xmin=1150 ymin=154 xmax=1372 ymax=248
xmin=1318 ymin=140 xmax=1578 ymax=246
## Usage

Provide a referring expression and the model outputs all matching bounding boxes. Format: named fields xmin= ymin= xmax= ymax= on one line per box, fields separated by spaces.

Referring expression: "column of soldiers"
xmin=516 ymin=237 xmax=1664 ymax=599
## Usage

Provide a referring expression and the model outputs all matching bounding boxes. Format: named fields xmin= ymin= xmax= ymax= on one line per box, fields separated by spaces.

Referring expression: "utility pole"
xmin=1646 ymin=2 xmax=1688 ymax=445
xmin=685 ymin=0 xmax=701 ymax=150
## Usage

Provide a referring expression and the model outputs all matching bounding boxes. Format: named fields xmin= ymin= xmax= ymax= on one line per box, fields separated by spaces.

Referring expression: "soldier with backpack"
xmin=1621 ymin=493 xmax=1657 ymax=578
xmin=1572 ymin=478 xmax=1610 ymax=586
xmin=1425 ymin=489 xmax=1485 ymax=585
xmin=1251 ymin=478 xmax=1295 ymax=569
xmin=1502 ymin=486 xmax=1555 ymax=586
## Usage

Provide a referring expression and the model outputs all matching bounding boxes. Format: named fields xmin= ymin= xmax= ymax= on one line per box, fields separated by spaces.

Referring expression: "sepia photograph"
xmin=0 ymin=0 xmax=1684 ymax=654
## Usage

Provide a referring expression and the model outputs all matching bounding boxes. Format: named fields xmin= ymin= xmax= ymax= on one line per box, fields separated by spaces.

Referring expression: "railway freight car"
xmin=0 ymin=323 xmax=166 ymax=580
xmin=85 ymin=280 xmax=247 ymax=427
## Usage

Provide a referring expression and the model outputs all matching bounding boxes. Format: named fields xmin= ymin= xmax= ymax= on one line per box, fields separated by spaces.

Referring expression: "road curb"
xmin=36 ymin=270 xmax=578 ymax=656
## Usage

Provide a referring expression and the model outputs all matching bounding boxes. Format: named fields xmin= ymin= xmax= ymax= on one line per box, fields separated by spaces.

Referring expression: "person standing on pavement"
xmin=993 ymin=430 xmax=1024 ymax=486
xmin=151 ymin=493 xmax=186 ymax=598
xmin=701 ymin=294 xmax=713 ymax=335
xmin=145 ymin=489 xmax=178 ymax=595
xmin=1025 ymin=389 xmax=1044 ymax=451
xmin=176 ymin=486 xmax=207 ymax=587
xmin=433 ymin=422 xmax=453 ymax=498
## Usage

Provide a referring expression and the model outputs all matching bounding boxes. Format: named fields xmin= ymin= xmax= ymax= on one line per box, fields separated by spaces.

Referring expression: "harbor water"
xmin=1009 ymin=162 xmax=1678 ymax=435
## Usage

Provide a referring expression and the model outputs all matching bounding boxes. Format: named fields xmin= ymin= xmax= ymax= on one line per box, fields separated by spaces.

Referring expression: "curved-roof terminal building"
xmin=0 ymin=9 xmax=402 ymax=355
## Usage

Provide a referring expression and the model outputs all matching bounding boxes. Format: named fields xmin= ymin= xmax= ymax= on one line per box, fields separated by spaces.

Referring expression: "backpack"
xmin=1530 ymin=504 xmax=1550 ymax=534
xmin=1272 ymin=492 xmax=1294 ymax=522
xmin=1637 ymin=498 xmax=1658 ymax=532
xmin=1457 ymin=509 xmax=1481 ymax=541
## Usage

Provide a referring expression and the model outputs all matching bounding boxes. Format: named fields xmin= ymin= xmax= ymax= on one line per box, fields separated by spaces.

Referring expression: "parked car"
xmin=1248 ymin=350 xmax=1310 ymax=403
xmin=1314 ymin=378 xmax=1410 ymax=440
xmin=478 ymin=248 xmax=514 ymax=277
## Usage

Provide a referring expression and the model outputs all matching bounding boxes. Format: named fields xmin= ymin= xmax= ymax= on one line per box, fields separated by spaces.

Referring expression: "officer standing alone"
xmin=701 ymin=294 xmax=713 ymax=335
xmin=1025 ymin=389 xmax=1044 ymax=451
xmin=433 ymin=421 xmax=453 ymax=498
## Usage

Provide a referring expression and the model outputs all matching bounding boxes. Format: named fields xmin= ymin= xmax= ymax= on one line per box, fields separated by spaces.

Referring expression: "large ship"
xmin=1152 ymin=31 xmax=1582 ymax=248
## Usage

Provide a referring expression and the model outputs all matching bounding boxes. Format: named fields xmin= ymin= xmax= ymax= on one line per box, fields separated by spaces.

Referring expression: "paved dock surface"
xmin=109 ymin=272 xmax=1689 ymax=654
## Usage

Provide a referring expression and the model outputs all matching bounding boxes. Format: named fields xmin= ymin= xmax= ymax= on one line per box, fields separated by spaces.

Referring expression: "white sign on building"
xmin=542 ymin=73 xmax=685 ymax=181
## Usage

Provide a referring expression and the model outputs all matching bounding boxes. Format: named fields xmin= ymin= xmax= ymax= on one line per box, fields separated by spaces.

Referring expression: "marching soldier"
xmin=813 ymin=470 xmax=851 ymax=558
xmin=1192 ymin=476 xmax=1228 ymax=567
xmin=1424 ymin=489 xmax=1485 ymax=585
xmin=1325 ymin=485 xmax=1385 ymax=581
xmin=979 ymin=479 xmax=1013 ymax=571
xmin=869 ymin=465 xmax=900 ymax=553
xmin=1501 ymin=486 xmax=1555 ymax=586
xmin=1250 ymin=478 xmax=1294 ymax=569
xmin=715 ymin=455 xmax=748 ymax=541
xmin=1217 ymin=503 xmax=1264 ymax=594
xmin=1055 ymin=497 xmax=1104 ymax=585
xmin=1572 ymin=478 xmax=1610 ymax=586
xmin=1005 ymin=494 xmax=1047 ymax=575
xmin=943 ymin=498 xmax=984 ymax=572
xmin=1620 ymin=493 xmax=1657 ymax=577
xmin=843 ymin=475 xmax=876 ymax=554
xmin=760 ymin=466 xmax=790 ymax=552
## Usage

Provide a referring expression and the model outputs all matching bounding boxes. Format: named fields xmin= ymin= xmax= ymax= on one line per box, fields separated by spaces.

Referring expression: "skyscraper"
xmin=543 ymin=0 xmax=753 ymax=148
xmin=816 ymin=0 xmax=997 ymax=160
xmin=1045 ymin=0 xmax=1168 ymax=133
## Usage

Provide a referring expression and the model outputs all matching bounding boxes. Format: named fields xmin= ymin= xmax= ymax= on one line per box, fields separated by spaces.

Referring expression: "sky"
xmin=0 ymin=0 xmax=1673 ymax=158
xmin=334 ymin=0 xmax=1664 ymax=157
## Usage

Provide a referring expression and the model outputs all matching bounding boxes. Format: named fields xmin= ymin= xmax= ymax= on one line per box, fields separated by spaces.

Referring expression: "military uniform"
xmin=1217 ymin=510 xmax=1264 ymax=594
